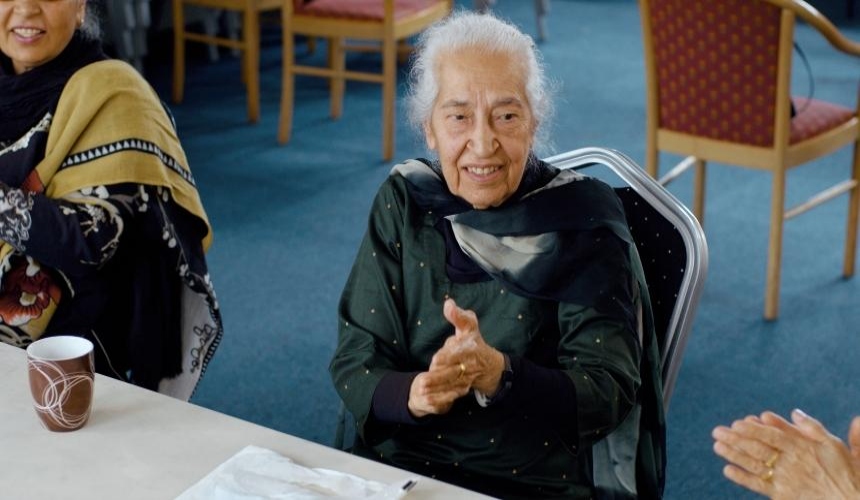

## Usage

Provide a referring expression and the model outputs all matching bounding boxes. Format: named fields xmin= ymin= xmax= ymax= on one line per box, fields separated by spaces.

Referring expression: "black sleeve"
xmin=371 ymin=371 xmax=423 ymax=425
xmin=0 ymin=182 xmax=137 ymax=277
xmin=499 ymin=355 xmax=578 ymax=426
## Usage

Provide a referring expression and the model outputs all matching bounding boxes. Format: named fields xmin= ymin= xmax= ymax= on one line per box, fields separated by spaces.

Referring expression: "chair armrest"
xmin=769 ymin=0 xmax=860 ymax=56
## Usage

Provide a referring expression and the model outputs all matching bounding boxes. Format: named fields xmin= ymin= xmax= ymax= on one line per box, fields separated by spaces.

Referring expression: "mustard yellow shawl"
xmin=38 ymin=59 xmax=210 ymax=242
xmin=4 ymin=60 xmax=221 ymax=400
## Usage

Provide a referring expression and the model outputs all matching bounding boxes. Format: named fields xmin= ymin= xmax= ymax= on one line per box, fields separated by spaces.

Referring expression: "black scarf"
xmin=0 ymin=32 xmax=106 ymax=143
xmin=398 ymin=157 xmax=637 ymax=332
xmin=418 ymin=156 xmax=560 ymax=284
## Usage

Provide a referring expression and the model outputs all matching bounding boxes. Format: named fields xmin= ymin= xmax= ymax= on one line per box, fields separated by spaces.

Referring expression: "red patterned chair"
xmin=278 ymin=0 xmax=452 ymax=161
xmin=639 ymin=0 xmax=860 ymax=319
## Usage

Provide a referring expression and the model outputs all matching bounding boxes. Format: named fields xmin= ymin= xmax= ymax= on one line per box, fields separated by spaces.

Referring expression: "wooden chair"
xmin=278 ymin=0 xmax=452 ymax=161
xmin=173 ymin=0 xmax=284 ymax=123
xmin=639 ymin=0 xmax=860 ymax=319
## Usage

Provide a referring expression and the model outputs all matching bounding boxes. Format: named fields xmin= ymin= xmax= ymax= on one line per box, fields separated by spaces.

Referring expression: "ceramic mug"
xmin=26 ymin=336 xmax=95 ymax=432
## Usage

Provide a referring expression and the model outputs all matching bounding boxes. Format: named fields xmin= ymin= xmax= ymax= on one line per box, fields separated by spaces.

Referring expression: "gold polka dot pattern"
xmin=650 ymin=0 xmax=782 ymax=146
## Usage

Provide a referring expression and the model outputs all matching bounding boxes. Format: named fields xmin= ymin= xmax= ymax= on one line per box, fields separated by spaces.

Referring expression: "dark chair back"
xmin=615 ymin=187 xmax=687 ymax=357
xmin=547 ymin=147 xmax=708 ymax=407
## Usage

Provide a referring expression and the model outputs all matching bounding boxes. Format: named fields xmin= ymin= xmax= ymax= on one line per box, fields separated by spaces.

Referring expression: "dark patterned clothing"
xmin=0 ymin=35 xmax=222 ymax=400
xmin=331 ymin=159 xmax=665 ymax=498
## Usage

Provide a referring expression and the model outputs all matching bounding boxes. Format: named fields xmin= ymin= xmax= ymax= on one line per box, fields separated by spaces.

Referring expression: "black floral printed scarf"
xmin=0 ymin=36 xmax=222 ymax=400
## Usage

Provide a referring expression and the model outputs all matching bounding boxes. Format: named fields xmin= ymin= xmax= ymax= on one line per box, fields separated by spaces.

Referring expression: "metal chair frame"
xmin=545 ymin=147 xmax=708 ymax=407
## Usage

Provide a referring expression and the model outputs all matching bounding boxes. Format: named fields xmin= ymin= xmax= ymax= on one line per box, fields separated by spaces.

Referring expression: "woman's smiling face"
xmin=0 ymin=0 xmax=85 ymax=74
xmin=423 ymin=46 xmax=536 ymax=209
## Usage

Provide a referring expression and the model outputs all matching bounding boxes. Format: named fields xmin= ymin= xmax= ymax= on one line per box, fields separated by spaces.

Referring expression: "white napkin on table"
xmin=176 ymin=445 xmax=418 ymax=500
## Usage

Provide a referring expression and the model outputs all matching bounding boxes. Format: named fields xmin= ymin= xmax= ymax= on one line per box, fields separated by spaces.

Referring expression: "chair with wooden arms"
xmin=278 ymin=0 xmax=452 ymax=161
xmin=173 ymin=0 xmax=284 ymax=123
xmin=639 ymin=0 xmax=860 ymax=319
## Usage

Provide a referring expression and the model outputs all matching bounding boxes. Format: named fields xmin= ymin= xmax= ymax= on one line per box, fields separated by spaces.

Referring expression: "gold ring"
xmin=761 ymin=467 xmax=774 ymax=482
xmin=457 ymin=363 xmax=466 ymax=379
xmin=764 ymin=452 xmax=780 ymax=468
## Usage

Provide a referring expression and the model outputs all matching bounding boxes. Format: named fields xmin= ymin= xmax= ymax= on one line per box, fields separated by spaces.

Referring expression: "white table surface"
xmin=0 ymin=343 xmax=493 ymax=499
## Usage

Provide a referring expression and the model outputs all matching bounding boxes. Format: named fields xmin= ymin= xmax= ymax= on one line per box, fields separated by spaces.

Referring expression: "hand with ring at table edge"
xmin=712 ymin=409 xmax=860 ymax=499
xmin=407 ymin=298 xmax=506 ymax=418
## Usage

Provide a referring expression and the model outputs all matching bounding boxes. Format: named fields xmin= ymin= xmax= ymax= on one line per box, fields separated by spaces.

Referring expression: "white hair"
xmin=405 ymin=11 xmax=554 ymax=154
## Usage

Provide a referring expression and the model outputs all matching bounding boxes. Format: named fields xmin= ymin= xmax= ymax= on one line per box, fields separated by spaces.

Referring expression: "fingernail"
xmin=792 ymin=408 xmax=808 ymax=420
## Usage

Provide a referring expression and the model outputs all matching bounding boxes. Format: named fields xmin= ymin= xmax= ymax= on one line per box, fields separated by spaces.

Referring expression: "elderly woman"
xmin=330 ymin=12 xmax=665 ymax=499
xmin=0 ymin=0 xmax=221 ymax=399
xmin=713 ymin=410 xmax=860 ymax=499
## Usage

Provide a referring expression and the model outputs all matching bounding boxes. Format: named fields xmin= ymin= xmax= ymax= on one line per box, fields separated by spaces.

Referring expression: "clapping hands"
xmin=712 ymin=409 xmax=860 ymax=499
xmin=407 ymin=299 xmax=505 ymax=418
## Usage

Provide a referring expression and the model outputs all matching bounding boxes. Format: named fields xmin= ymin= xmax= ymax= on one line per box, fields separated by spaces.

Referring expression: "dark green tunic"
xmin=331 ymin=161 xmax=664 ymax=499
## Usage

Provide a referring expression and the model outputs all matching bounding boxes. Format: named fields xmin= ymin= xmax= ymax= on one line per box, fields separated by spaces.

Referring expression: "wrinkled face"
xmin=423 ymin=46 xmax=535 ymax=209
xmin=0 ymin=0 xmax=85 ymax=74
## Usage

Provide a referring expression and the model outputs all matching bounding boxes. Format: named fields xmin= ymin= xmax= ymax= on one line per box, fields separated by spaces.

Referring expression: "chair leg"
xmin=397 ymin=39 xmax=411 ymax=65
xmin=225 ymin=11 xmax=241 ymax=57
xmin=236 ymin=11 xmax=247 ymax=86
xmin=242 ymin=7 xmax=260 ymax=123
xmin=329 ymin=37 xmax=345 ymax=119
xmin=382 ymin=36 xmax=396 ymax=161
xmin=693 ymin=159 xmax=706 ymax=226
xmin=844 ymin=141 xmax=860 ymax=276
xmin=172 ymin=0 xmax=186 ymax=104
xmin=278 ymin=20 xmax=295 ymax=144
xmin=474 ymin=0 xmax=495 ymax=13
xmin=535 ymin=0 xmax=549 ymax=42
xmin=202 ymin=9 xmax=221 ymax=62
xmin=645 ymin=136 xmax=658 ymax=179
xmin=764 ymin=169 xmax=787 ymax=320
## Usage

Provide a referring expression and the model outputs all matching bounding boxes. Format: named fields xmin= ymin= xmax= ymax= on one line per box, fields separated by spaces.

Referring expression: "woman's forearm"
xmin=0 ymin=182 xmax=133 ymax=275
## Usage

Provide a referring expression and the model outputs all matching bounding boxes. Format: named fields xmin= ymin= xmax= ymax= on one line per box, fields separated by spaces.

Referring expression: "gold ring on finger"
xmin=457 ymin=363 xmax=466 ymax=379
xmin=761 ymin=467 xmax=774 ymax=482
xmin=764 ymin=452 xmax=780 ymax=468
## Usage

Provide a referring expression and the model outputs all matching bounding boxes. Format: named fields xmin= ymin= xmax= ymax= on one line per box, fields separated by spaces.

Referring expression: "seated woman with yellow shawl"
xmin=0 ymin=0 xmax=221 ymax=400
xmin=330 ymin=12 xmax=664 ymax=500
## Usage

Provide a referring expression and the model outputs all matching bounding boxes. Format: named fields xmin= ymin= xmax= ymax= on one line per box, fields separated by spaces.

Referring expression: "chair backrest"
xmin=641 ymin=0 xmax=788 ymax=147
xmin=544 ymin=147 xmax=709 ymax=407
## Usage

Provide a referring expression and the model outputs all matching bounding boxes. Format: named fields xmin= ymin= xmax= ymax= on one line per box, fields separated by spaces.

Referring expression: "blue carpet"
xmin=140 ymin=1 xmax=860 ymax=498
